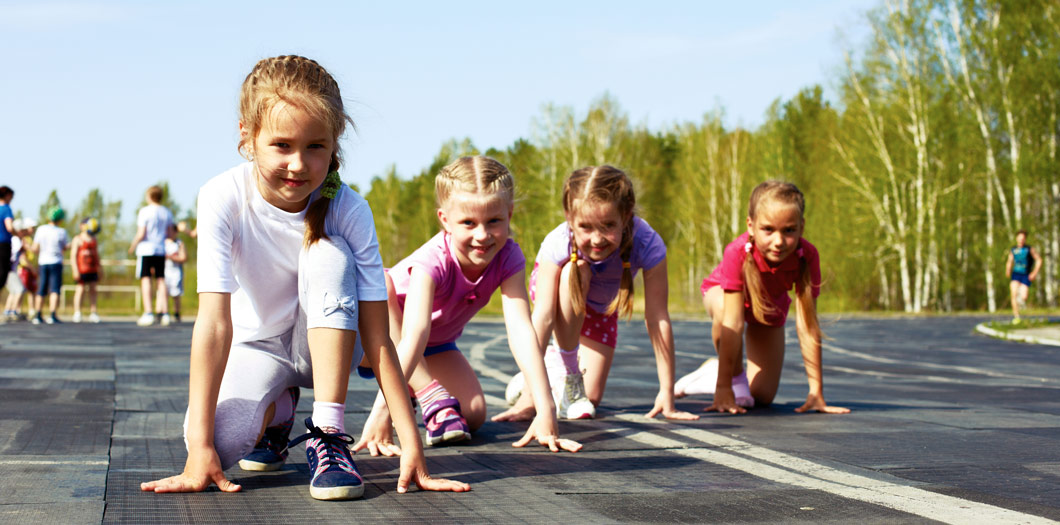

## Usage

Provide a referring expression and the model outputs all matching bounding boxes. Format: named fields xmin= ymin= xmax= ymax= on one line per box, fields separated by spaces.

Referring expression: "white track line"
xmin=469 ymin=334 xmax=1052 ymax=524
xmin=613 ymin=418 xmax=1052 ymax=525
xmin=824 ymin=342 xmax=1052 ymax=383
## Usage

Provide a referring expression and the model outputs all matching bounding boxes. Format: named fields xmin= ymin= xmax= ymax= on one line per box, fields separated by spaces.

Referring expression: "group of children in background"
xmin=0 ymin=184 xmax=188 ymax=325
xmin=130 ymin=55 xmax=855 ymax=504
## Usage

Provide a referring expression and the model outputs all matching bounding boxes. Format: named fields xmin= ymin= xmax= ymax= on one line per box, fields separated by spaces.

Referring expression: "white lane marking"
xmin=469 ymin=334 xmax=512 ymax=384
xmin=0 ymin=459 xmax=108 ymax=466
xmin=824 ymin=343 xmax=1052 ymax=383
xmin=469 ymin=332 xmax=1051 ymax=524
xmin=615 ymin=419 xmax=1052 ymax=525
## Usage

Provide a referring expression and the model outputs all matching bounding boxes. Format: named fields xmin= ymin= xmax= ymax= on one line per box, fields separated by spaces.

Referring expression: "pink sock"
xmin=268 ymin=389 xmax=295 ymax=427
xmin=312 ymin=401 xmax=345 ymax=433
xmin=415 ymin=379 xmax=453 ymax=406
xmin=559 ymin=347 xmax=579 ymax=374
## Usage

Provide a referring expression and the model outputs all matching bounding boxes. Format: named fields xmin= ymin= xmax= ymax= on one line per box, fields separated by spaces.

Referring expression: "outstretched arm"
xmin=642 ymin=260 xmax=698 ymax=421
xmin=707 ymin=291 xmax=747 ymax=415
xmin=794 ymin=297 xmax=849 ymax=414
xmin=141 ymin=292 xmax=240 ymax=493
xmin=359 ymin=300 xmax=470 ymax=493
xmin=355 ymin=270 xmax=433 ymax=457
xmin=496 ymin=271 xmax=581 ymax=452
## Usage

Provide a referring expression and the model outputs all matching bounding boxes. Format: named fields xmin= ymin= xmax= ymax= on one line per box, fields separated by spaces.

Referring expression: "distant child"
xmin=1005 ymin=229 xmax=1042 ymax=323
xmin=31 ymin=207 xmax=68 ymax=325
xmin=13 ymin=219 xmax=38 ymax=321
xmin=0 ymin=186 xmax=14 ymax=293
xmin=355 ymin=156 xmax=581 ymax=455
xmin=141 ymin=55 xmax=468 ymax=500
xmin=4 ymin=218 xmax=25 ymax=321
xmin=164 ymin=221 xmax=188 ymax=323
xmin=128 ymin=185 xmax=174 ymax=326
xmin=506 ymin=165 xmax=698 ymax=422
xmin=674 ymin=181 xmax=848 ymax=415
xmin=71 ymin=217 xmax=103 ymax=323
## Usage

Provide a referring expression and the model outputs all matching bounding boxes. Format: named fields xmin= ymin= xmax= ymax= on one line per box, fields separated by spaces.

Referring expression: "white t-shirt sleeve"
xmin=331 ymin=188 xmax=387 ymax=302
xmin=195 ymin=177 xmax=239 ymax=294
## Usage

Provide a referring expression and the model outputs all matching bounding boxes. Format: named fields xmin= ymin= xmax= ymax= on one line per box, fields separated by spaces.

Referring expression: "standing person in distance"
xmin=128 ymin=185 xmax=174 ymax=326
xmin=31 ymin=208 xmax=68 ymax=325
xmin=1005 ymin=229 xmax=1042 ymax=324
xmin=164 ymin=221 xmax=188 ymax=323
xmin=70 ymin=217 xmax=103 ymax=323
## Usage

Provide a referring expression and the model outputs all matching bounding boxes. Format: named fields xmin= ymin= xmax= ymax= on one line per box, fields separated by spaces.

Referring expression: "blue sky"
xmin=1 ymin=0 xmax=876 ymax=222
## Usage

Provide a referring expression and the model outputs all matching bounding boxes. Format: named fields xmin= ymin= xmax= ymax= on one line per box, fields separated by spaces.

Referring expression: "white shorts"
xmin=5 ymin=270 xmax=23 ymax=295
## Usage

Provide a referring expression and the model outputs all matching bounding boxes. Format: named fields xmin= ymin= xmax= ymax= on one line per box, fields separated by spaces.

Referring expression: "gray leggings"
xmin=184 ymin=237 xmax=365 ymax=470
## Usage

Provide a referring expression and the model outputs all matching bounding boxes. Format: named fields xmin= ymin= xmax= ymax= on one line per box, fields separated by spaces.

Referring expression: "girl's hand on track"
xmin=795 ymin=393 xmax=850 ymax=414
xmin=353 ymin=409 xmax=402 ymax=457
xmin=512 ymin=413 xmax=582 ymax=452
xmin=705 ymin=387 xmax=746 ymax=415
xmin=491 ymin=405 xmax=536 ymax=422
xmin=396 ymin=452 xmax=471 ymax=494
xmin=140 ymin=447 xmax=241 ymax=493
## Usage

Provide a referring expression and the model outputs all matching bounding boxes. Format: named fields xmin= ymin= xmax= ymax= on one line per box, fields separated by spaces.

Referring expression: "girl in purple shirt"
xmin=355 ymin=156 xmax=581 ymax=454
xmin=675 ymin=181 xmax=848 ymax=416
xmin=507 ymin=165 xmax=698 ymax=422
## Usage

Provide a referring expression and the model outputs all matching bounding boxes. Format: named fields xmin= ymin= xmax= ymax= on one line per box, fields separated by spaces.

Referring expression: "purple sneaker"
xmin=288 ymin=417 xmax=363 ymax=501
xmin=422 ymin=396 xmax=470 ymax=446
xmin=239 ymin=387 xmax=299 ymax=471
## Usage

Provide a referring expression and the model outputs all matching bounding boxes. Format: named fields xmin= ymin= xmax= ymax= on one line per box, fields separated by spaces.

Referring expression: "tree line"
xmin=364 ymin=0 xmax=1059 ymax=313
xmin=26 ymin=0 xmax=1059 ymax=314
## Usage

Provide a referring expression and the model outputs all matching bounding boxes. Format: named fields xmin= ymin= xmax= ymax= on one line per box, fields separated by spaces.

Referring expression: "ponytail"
xmin=604 ymin=218 xmax=635 ymax=319
xmin=303 ymin=159 xmax=342 ymax=248
xmin=742 ymin=241 xmax=778 ymax=324
xmin=568 ymin=235 xmax=587 ymax=317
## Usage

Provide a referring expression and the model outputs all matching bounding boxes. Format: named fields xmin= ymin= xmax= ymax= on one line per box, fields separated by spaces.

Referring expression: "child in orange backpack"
xmin=71 ymin=217 xmax=103 ymax=323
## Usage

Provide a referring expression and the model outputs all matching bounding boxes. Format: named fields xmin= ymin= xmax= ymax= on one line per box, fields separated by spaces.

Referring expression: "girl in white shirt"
xmin=140 ymin=55 xmax=468 ymax=501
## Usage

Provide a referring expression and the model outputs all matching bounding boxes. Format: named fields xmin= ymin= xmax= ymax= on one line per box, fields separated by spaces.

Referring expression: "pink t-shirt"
xmin=535 ymin=216 xmax=667 ymax=313
xmin=700 ymin=232 xmax=821 ymax=326
xmin=389 ymin=231 xmax=526 ymax=346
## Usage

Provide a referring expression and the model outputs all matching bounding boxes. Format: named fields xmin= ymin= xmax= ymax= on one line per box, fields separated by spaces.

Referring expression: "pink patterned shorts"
xmin=530 ymin=262 xmax=619 ymax=348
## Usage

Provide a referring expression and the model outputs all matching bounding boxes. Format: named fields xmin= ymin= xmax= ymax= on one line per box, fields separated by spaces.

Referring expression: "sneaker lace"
xmin=565 ymin=371 xmax=587 ymax=403
xmin=289 ymin=422 xmax=356 ymax=472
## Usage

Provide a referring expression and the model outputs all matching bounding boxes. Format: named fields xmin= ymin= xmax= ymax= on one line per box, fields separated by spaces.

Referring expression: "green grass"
xmin=985 ymin=317 xmax=1060 ymax=332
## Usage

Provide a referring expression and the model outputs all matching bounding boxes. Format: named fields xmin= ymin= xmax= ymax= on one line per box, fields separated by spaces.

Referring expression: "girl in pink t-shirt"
xmin=354 ymin=156 xmax=581 ymax=454
xmin=506 ymin=166 xmax=698 ymax=422
xmin=675 ymin=180 xmax=849 ymax=415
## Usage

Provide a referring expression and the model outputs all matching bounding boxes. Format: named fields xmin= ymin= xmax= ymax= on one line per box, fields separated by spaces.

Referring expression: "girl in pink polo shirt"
xmin=354 ymin=156 xmax=581 ymax=454
xmin=675 ymin=180 xmax=848 ymax=415
xmin=506 ymin=165 xmax=698 ymax=422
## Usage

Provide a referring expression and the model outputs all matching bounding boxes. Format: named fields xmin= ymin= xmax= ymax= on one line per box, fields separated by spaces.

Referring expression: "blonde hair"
xmin=238 ymin=55 xmax=353 ymax=247
xmin=435 ymin=156 xmax=515 ymax=209
xmin=743 ymin=181 xmax=820 ymax=339
xmin=563 ymin=165 xmax=636 ymax=319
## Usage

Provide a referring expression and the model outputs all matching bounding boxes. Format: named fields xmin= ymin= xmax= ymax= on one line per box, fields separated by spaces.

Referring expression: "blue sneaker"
xmin=239 ymin=387 xmax=299 ymax=471
xmin=288 ymin=417 xmax=363 ymax=500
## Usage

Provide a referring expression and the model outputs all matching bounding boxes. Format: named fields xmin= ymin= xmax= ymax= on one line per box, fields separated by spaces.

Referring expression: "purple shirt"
xmin=536 ymin=216 xmax=667 ymax=313
xmin=389 ymin=231 xmax=526 ymax=346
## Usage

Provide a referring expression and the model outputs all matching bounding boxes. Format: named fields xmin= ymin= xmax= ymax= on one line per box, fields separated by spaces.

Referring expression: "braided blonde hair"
xmin=238 ymin=55 xmax=354 ymax=247
xmin=435 ymin=156 xmax=515 ymax=210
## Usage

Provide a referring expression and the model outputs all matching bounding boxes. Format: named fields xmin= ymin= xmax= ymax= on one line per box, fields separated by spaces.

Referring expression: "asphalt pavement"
xmin=1 ymin=314 xmax=1058 ymax=524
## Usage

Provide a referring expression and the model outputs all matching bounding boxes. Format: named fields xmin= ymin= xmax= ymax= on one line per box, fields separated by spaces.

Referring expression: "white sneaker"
xmin=675 ymin=358 xmax=719 ymax=397
xmin=88 ymin=312 xmax=101 ymax=323
xmin=136 ymin=313 xmax=156 ymax=326
xmin=505 ymin=372 xmax=525 ymax=406
xmin=544 ymin=346 xmax=595 ymax=419
xmin=72 ymin=311 xmax=82 ymax=323
xmin=160 ymin=314 xmax=172 ymax=326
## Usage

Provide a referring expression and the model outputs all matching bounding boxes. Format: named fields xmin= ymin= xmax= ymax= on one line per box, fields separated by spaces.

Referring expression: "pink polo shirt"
xmin=700 ymin=232 xmax=821 ymax=326
xmin=389 ymin=231 xmax=526 ymax=346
